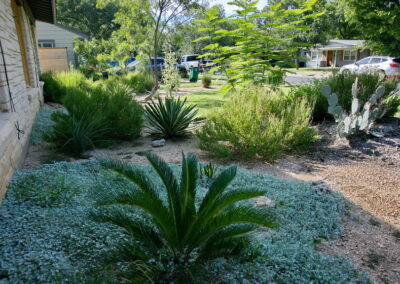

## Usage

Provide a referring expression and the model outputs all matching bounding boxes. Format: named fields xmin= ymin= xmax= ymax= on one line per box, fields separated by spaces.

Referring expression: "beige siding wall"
xmin=0 ymin=0 xmax=43 ymax=201
xmin=36 ymin=21 xmax=83 ymax=68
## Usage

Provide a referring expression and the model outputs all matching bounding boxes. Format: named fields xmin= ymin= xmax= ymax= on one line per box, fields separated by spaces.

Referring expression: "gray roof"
xmin=53 ymin=23 xmax=89 ymax=39
xmin=316 ymin=39 xmax=366 ymax=50
xmin=329 ymin=40 xmax=365 ymax=46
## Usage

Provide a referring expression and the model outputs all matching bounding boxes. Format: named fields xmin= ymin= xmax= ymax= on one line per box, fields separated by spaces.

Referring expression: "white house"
xmin=306 ymin=40 xmax=371 ymax=68
xmin=36 ymin=21 xmax=89 ymax=68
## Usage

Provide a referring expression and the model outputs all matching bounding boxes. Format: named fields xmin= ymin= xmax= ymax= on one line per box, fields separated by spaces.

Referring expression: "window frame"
xmin=343 ymin=50 xmax=357 ymax=61
xmin=11 ymin=0 xmax=31 ymax=87
xmin=311 ymin=51 xmax=319 ymax=61
xmin=38 ymin=40 xmax=55 ymax=48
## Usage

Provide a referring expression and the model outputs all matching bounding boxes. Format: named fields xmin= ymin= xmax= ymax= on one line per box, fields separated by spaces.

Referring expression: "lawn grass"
xmin=184 ymin=88 xmax=228 ymax=116
xmin=0 ymin=160 xmax=370 ymax=283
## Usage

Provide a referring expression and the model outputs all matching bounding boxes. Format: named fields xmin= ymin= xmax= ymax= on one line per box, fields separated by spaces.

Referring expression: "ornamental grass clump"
xmin=197 ymin=87 xmax=315 ymax=161
xmin=201 ymin=73 xmax=212 ymax=88
xmin=94 ymin=153 xmax=276 ymax=282
xmin=46 ymin=80 xmax=143 ymax=155
xmin=40 ymin=70 xmax=89 ymax=103
xmin=144 ymin=96 xmax=204 ymax=138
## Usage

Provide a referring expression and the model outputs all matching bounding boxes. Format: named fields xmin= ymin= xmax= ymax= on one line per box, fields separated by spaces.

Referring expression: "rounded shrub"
xmin=197 ymin=86 xmax=315 ymax=161
xmin=123 ymin=71 xmax=154 ymax=94
xmin=201 ymin=74 xmax=212 ymax=88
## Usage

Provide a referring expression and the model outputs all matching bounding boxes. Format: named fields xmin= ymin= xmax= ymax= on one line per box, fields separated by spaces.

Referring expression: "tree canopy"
xmin=342 ymin=0 xmax=400 ymax=56
xmin=56 ymin=0 xmax=118 ymax=39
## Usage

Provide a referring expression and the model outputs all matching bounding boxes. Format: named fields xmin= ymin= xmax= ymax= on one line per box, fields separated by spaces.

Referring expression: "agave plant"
xmin=144 ymin=96 xmax=204 ymax=138
xmin=95 ymin=153 xmax=276 ymax=281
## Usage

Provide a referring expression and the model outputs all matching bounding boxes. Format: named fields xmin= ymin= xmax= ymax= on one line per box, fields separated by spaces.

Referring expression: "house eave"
xmin=26 ymin=0 xmax=56 ymax=24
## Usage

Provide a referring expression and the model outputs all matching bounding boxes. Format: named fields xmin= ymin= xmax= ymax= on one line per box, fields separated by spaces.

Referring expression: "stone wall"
xmin=0 ymin=0 xmax=43 ymax=201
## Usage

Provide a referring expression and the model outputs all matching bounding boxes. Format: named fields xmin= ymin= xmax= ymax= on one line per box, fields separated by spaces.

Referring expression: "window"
xmin=369 ymin=57 xmax=381 ymax=64
xmin=343 ymin=50 xmax=357 ymax=61
xmin=356 ymin=57 xmax=370 ymax=65
xmin=38 ymin=40 xmax=55 ymax=48
xmin=11 ymin=0 xmax=31 ymax=86
xmin=311 ymin=51 xmax=319 ymax=61
xmin=381 ymin=58 xmax=388 ymax=63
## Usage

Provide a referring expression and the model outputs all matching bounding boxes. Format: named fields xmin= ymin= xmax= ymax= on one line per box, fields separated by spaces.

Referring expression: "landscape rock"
xmin=254 ymin=196 xmax=276 ymax=208
xmin=151 ymin=139 xmax=166 ymax=147
xmin=311 ymin=180 xmax=333 ymax=194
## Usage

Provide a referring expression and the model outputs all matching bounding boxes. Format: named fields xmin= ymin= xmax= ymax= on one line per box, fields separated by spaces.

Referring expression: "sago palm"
xmin=95 ymin=153 xmax=276 ymax=281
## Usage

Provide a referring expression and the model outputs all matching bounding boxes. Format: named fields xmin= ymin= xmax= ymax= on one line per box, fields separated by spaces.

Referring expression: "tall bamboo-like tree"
xmin=195 ymin=0 xmax=321 ymax=91
xmin=94 ymin=153 xmax=276 ymax=281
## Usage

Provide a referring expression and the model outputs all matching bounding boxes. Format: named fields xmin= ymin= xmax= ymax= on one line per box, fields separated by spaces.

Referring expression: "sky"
xmin=211 ymin=0 xmax=267 ymax=15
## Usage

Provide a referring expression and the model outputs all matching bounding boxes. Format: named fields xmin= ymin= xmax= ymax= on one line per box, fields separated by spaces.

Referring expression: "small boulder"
xmin=311 ymin=180 xmax=332 ymax=194
xmin=254 ymin=196 xmax=276 ymax=208
xmin=151 ymin=138 xmax=166 ymax=147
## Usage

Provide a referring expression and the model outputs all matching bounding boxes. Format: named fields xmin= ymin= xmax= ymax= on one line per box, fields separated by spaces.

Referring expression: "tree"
xmin=94 ymin=153 xmax=276 ymax=281
xmin=56 ymin=0 xmax=118 ymax=39
xmin=97 ymin=0 xmax=202 ymax=94
xmin=342 ymin=0 xmax=400 ymax=56
xmin=196 ymin=0 xmax=320 ymax=91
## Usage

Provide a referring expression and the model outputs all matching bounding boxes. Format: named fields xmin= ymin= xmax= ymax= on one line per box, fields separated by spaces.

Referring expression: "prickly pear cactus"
xmin=321 ymin=78 xmax=392 ymax=138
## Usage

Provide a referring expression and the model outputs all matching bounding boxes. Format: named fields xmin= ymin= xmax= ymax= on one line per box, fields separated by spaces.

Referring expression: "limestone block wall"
xmin=0 ymin=0 xmax=43 ymax=201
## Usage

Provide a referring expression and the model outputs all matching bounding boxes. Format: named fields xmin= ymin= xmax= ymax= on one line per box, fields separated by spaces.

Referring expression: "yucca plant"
xmin=95 ymin=153 xmax=276 ymax=281
xmin=144 ymin=96 xmax=204 ymax=138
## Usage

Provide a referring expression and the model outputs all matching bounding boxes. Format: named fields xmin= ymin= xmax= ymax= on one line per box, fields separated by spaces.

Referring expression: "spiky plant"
xmin=144 ymin=96 xmax=204 ymax=138
xmin=95 ymin=153 xmax=276 ymax=281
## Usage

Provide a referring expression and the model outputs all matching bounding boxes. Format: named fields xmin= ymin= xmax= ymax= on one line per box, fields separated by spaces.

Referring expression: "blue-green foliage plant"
xmin=0 ymin=161 xmax=370 ymax=283
xmin=94 ymin=153 xmax=276 ymax=282
xmin=29 ymin=106 xmax=59 ymax=145
xmin=8 ymin=172 xmax=78 ymax=207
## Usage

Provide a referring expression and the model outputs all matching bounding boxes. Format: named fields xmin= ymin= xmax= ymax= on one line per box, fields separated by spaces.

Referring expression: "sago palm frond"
xmin=95 ymin=152 xmax=276 ymax=281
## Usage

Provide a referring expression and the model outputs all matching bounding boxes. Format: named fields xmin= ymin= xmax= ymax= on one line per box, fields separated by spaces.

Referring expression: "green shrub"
xmin=201 ymin=74 xmax=212 ymax=88
xmin=288 ymin=84 xmax=329 ymax=122
xmin=123 ymin=71 xmax=153 ymax=94
xmin=78 ymin=65 xmax=102 ymax=81
xmin=40 ymin=70 xmax=90 ymax=103
xmin=289 ymin=73 xmax=400 ymax=121
xmin=94 ymin=153 xmax=276 ymax=281
xmin=197 ymin=87 xmax=315 ymax=161
xmin=144 ymin=96 xmax=204 ymax=138
xmin=319 ymin=73 xmax=397 ymax=112
xmin=46 ymin=81 xmax=143 ymax=155
xmin=45 ymin=111 xmax=110 ymax=156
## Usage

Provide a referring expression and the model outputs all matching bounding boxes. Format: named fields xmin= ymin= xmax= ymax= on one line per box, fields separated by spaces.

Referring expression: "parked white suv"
xmin=339 ymin=56 xmax=400 ymax=77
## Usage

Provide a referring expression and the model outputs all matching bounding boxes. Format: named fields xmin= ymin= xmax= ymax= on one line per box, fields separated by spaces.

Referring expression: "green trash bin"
xmin=188 ymin=66 xmax=199 ymax=82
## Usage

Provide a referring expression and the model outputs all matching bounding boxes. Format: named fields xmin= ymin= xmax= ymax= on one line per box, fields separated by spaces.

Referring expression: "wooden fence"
xmin=38 ymin=47 xmax=69 ymax=72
